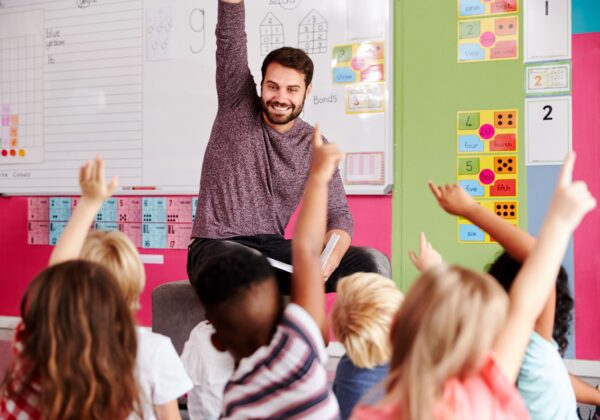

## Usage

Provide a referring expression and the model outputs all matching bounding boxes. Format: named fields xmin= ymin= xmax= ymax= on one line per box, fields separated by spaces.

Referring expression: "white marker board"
xmin=0 ymin=0 xmax=393 ymax=195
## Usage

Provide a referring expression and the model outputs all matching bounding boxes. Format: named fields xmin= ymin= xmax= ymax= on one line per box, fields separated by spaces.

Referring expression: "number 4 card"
xmin=457 ymin=109 xmax=518 ymax=154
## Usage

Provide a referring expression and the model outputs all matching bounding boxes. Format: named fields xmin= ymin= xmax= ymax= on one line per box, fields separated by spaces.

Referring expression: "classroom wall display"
xmin=456 ymin=109 xmax=519 ymax=243
xmin=458 ymin=0 xmax=518 ymax=18
xmin=27 ymin=196 xmax=196 ymax=249
xmin=0 ymin=0 xmax=394 ymax=195
xmin=525 ymin=96 xmax=572 ymax=165
xmin=458 ymin=15 xmax=519 ymax=62
xmin=525 ymin=61 xmax=571 ymax=97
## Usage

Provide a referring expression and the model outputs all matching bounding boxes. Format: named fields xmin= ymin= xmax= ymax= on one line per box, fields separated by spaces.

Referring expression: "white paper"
xmin=524 ymin=0 xmax=571 ymax=62
xmin=347 ymin=0 xmax=386 ymax=40
xmin=526 ymin=63 xmax=571 ymax=96
xmin=525 ymin=96 xmax=572 ymax=165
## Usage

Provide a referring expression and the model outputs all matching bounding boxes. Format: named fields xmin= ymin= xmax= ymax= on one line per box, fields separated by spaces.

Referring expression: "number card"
xmin=332 ymin=41 xmax=385 ymax=84
xmin=167 ymin=223 xmax=193 ymax=249
xmin=27 ymin=197 xmax=49 ymax=221
xmin=345 ymin=83 xmax=385 ymax=114
xmin=167 ymin=197 xmax=193 ymax=224
xmin=458 ymin=16 xmax=518 ymax=62
xmin=525 ymin=62 xmax=571 ymax=97
xmin=457 ymin=155 xmax=518 ymax=198
xmin=142 ymin=197 xmax=167 ymax=223
xmin=524 ymin=0 xmax=571 ymax=62
xmin=525 ymin=96 xmax=572 ymax=165
xmin=457 ymin=109 xmax=518 ymax=154
xmin=49 ymin=221 xmax=67 ymax=245
xmin=142 ymin=223 xmax=167 ymax=249
xmin=28 ymin=221 xmax=49 ymax=245
xmin=96 ymin=198 xmax=118 ymax=223
xmin=458 ymin=0 xmax=518 ymax=18
xmin=458 ymin=200 xmax=518 ymax=243
xmin=49 ymin=197 xmax=72 ymax=221
xmin=94 ymin=222 xmax=119 ymax=232
xmin=119 ymin=223 xmax=142 ymax=247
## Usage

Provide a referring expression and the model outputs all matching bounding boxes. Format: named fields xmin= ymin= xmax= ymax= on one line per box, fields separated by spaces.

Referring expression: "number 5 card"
xmin=457 ymin=154 xmax=518 ymax=198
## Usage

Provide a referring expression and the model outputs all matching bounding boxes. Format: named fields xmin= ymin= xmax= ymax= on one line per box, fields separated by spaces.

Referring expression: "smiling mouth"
xmin=269 ymin=103 xmax=292 ymax=112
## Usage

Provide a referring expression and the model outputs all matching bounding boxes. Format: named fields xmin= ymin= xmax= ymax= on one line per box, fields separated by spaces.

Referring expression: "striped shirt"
xmin=221 ymin=304 xmax=340 ymax=419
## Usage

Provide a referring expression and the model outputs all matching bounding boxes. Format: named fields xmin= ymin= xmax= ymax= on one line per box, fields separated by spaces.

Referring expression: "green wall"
xmin=392 ymin=0 xmax=527 ymax=289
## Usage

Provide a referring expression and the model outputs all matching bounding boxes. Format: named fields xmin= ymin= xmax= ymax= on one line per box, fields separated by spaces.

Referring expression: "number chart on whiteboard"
xmin=0 ymin=0 xmax=393 ymax=195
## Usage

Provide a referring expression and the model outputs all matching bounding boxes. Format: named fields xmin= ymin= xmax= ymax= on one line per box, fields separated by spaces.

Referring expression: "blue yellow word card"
xmin=458 ymin=200 xmax=518 ymax=243
xmin=458 ymin=0 xmax=518 ymax=18
xmin=458 ymin=16 xmax=518 ymax=62
xmin=457 ymin=109 xmax=518 ymax=154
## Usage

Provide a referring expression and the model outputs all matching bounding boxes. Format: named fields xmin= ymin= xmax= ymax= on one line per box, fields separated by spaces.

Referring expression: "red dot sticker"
xmin=19 ymin=149 xmax=26 ymax=157
xmin=1 ymin=150 xmax=7 ymax=157
xmin=480 ymin=31 xmax=496 ymax=47
xmin=9 ymin=149 xmax=16 ymax=156
xmin=479 ymin=169 xmax=496 ymax=185
xmin=479 ymin=124 xmax=495 ymax=140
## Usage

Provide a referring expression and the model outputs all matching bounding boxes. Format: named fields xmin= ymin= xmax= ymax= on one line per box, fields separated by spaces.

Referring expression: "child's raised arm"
xmin=291 ymin=124 xmax=343 ymax=343
xmin=48 ymin=157 xmax=118 ymax=266
xmin=493 ymin=154 xmax=595 ymax=382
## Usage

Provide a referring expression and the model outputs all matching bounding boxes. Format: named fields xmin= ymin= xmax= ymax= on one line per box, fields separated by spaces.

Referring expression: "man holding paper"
xmin=188 ymin=0 xmax=388 ymax=293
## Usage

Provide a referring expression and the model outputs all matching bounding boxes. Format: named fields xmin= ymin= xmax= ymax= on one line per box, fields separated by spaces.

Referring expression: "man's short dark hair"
xmin=261 ymin=47 xmax=314 ymax=87
xmin=191 ymin=243 xmax=275 ymax=307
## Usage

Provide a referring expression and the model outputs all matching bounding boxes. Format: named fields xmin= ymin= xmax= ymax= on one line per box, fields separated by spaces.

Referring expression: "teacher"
xmin=188 ymin=0 xmax=388 ymax=293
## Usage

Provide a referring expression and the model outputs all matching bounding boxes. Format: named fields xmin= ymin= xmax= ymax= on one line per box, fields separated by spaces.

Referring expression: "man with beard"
xmin=188 ymin=0 xmax=388 ymax=294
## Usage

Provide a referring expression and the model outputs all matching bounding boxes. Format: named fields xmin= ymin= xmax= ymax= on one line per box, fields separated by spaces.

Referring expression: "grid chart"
xmin=298 ymin=9 xmax=327 ymax=55
xmin=260 ymin=13 xmax=285 ymax=56
xmin=0 ymin=10 xmax=44 ymax=163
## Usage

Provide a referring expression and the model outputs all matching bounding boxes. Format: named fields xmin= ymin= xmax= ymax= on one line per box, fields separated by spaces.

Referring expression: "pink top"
xmin=352 ymin=356 xmax=530 ymax=420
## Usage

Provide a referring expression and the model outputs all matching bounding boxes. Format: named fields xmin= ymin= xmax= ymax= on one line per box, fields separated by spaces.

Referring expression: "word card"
xmin=95 ymin=222 xmax=119 ymax=232
xmin=96 ymin=198 xmax=118 ymax=222
xmin=458 ymin=200 xmax=518 ymax=243
xmin=167 ymin=223 xmax=193 ymax=249
xmin=142 ymin=198 xmax=167 ymax=223
xmin=332 ymin=41 xmax=385 ymax=84
xmin=119 ymin=223 xmax=142 ymax=248
xmin=118 ymin=197 xmax=142 ymax=223
xmin=28 ymin=221 xmax=49 ymax=245
xmin=49 ymin=222 xmax=67 ymax=246
xmin=458 ymin=16 xmax=518 ymax=62
xmin=345 ymin=83 xmax=385 ymax=114
xmin=458 ymin=0 xmax=518 ymax=18
xmin=167 ymin=197 xmax=193 ymax=224
xmin=142 ymin=223 xmax=167 ymax=249
xmin=458 ymin=155 xmax=518 ymax=198
xmin=525 ymin=62 xmax=571 ymax=97
xmin=345 ymin=152 xmax=385 ymax=185
xmin=28 ymin=197 xmax=49 ymax=221
xmin=49 ymin=197 xmax=72 ymax=221
xmin=457 ymin=109 xmax=518 ymax=154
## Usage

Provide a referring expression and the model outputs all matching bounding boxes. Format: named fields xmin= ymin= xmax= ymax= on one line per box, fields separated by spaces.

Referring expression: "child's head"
xmin=2 ymin=260 xmax=140 ymax=418
xmin=332 ymin=273 xmax=403 ymax=369
xmin=387 ymin=265 xmax=508 ymax=420
xmin=190 ymin=242 xmax=282 ymax=361
xmin=487 ymin=251 xmax=573 ymax=354
xmin=80 ymin=230 xmax=145 ymax=312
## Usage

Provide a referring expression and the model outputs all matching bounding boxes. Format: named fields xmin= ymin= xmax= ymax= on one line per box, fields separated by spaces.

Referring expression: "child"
xmin=48 ymin=157 xmax=192 ymax=420
xmin=0 ymin=260 xmax=141 ymax=419
xmin=331 ymin=273 xmax=403 ymax=420
xmin=352 ymin=154 xmax=596 ymax=419
xmin=190 ymin=125 xmax=341 ymax=419
xmin=427 ymin=179 xmax=600 ymax=418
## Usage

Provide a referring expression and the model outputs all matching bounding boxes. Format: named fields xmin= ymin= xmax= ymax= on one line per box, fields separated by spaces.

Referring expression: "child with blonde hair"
xmin=331 ymin=273 xmax=403 ymax=419
xmin=49 ymin=157 xmax=192 ymax=420
xmin=352 ymin=154 xmax=596 ymax=419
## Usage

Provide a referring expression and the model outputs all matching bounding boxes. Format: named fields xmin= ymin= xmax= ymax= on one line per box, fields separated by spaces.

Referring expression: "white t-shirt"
xmin=130 ymin=327 xmax=193 ymax=420
xmin=221 ymin=303 xmax=340 ymax=419
xmin=181 ymin=321 xmax=235 ymax=420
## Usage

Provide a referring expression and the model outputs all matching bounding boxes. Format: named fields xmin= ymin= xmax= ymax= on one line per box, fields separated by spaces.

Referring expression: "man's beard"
xmin=260 ymin=94 xmax=306 ymax=126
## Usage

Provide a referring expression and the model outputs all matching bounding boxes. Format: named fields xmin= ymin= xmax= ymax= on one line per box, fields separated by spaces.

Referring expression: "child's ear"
xmin=211 ymin=333 xmax=227 ymax=352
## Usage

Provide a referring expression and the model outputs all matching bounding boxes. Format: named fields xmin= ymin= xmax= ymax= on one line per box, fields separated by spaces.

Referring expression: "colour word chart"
xmin=27 ymin=196 xmax=197 ymax=250
xmin=458 ymin=0 xmax=518 ymax=18
xmin=0 ymin=10 xmax=44 ymax=164
xmin=458 ymin=200 xmax=518 ymax=243
xmin=332 ymin=42 xmax=385 ymax=84
xmin=457 ymin=109 xmax=520 ymax=243
xmin=458 ymin=16 xmax=518 ymax=62
xmin=457 ymin=109 xmax=518 ymax=154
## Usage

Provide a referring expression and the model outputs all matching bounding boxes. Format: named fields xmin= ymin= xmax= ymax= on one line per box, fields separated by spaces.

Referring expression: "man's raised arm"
xmin=215 ymin=0 xmax=255 ymax=108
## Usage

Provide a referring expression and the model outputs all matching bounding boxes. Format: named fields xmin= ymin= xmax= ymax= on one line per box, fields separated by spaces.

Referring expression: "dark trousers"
xmin=187 ymin=234 xmax=390 ymax=294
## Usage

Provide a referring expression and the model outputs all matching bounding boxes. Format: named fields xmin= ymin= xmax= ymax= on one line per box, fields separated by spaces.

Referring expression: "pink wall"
xmin=0 ymin=195 xmax=392 ymax=326
xmin=573 ymin=33 xmax=600 ymax=360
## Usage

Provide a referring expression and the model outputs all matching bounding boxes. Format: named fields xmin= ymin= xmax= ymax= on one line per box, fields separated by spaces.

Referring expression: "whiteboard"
xmin=0 ymin=0 xmax=393 ymax=195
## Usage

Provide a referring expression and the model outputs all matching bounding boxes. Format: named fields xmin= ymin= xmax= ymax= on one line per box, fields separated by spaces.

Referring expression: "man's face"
xmin=260 ymin=62 xmax=312 ymax=126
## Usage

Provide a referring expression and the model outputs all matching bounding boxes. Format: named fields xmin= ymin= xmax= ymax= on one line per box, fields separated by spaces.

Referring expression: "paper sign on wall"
xmin=457 ymin=109 xmax=518 ymax=154
xmin=525 ymin=62 xmax=571 ymax=97
xmin=525 ymin=96 xmax=572 ymax=165
xmin=345 ymin=152 xmax=384 ymax=185
xmin=345 ymin=83 xmax=385 ymax=114
xmin=524 ymin=0 xmax=571 ymax=62
xmin=458 ymin=0 xmax=518 ymax=18
xmin=458 ymin=16 xmax=518 ymax=62
xmin=458 ymin=200 xmax=518 ymax=243
xmin=332 ymin=42 xmax=385 ymax=84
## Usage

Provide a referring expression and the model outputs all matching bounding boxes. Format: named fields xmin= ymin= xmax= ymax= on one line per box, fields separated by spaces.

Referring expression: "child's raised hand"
xmin=547 ymin=153 xmax=596 ymax=230
xmin=409 ymin=232 xmax=443 ymax=273
xmin=428 ymin=181 xmax=478 ymax=217
xmin=79 ymin=157 xmax=118 ymax=203
xmin=309 ymin=124 xmax=343 ymax=183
